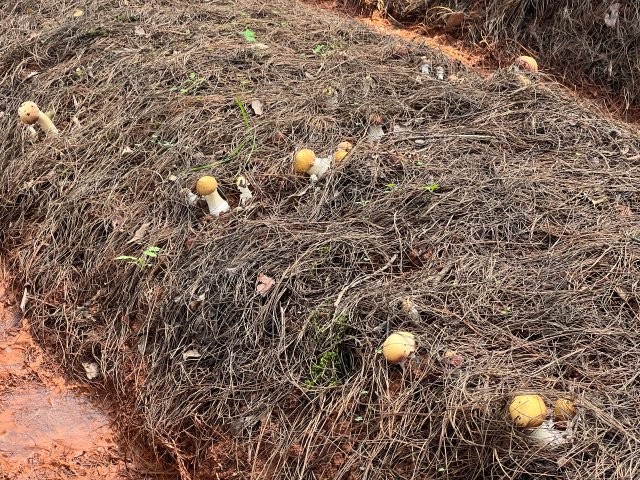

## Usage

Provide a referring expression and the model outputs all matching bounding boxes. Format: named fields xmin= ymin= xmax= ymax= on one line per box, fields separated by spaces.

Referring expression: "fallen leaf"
xmin=182 ymin=349 xmax=202 ymax=361
xmin=127 ymin=222 xmax=151 ymax=244
xmin=134 ymin=25 xmax=147 ymax=36
xmin=366 ymin=125 xmax=385 ymax=142
xmin=443 ymin=350 xmax=464 ymax=368
xmin=82 ymin=362 xmax=100 ymax=380
xmin=445 ymin=11 xmax=465 ymax=29
xmin=72 ymin=8 xmax=84 ymax=17
xmin=250 ymin=99 xmax=264 ymax=116
xmin=604 ymin=2 xmax=620 ymax=28
xmin=256 ymin=273 xmax=275 ymax=296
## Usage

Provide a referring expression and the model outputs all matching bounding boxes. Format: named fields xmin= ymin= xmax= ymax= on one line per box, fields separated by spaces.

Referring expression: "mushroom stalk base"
xmin=204 ymin=191 xmax=230 ymax=216
xmin=307 ymin=157 xmax=331 ymax=180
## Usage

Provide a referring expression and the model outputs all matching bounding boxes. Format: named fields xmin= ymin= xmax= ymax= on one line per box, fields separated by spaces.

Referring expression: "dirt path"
xmin=0 ymin=262 xmax=132 ymax=479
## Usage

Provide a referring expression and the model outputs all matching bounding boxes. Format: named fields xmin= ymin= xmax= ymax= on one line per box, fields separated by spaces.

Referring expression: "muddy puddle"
xmin=0 ymin=265 xmax=132 ymax=479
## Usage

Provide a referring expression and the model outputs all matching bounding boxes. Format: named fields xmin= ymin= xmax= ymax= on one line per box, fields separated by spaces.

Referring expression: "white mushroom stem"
xmin=307 ymin=156 xmax=331 ymax=182
xmin=204 ymin=190 xmax=229 ymax=216
xmin=237 ymin=180 xmax=253 ymax=206
xmin=37 ymin=111 xmax=58 ymax=136
xmin=527 ymin=420 xmax=570 ymax=448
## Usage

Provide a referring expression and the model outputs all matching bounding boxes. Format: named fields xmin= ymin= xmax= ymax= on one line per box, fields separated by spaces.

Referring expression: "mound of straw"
xmin=2 ymin=0 xmax=640 ymax=478
xmin=346 ymin=0 xmax=640 ymax=110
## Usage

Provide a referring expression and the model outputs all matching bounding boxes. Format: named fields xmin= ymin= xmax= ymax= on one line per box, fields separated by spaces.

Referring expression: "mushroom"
xmin=554 ymin=398 xmax=577 ymax=422
xmin=195 ymin=176 xmax=229 ymax=216
xmin=236 ymin=175 xmax=253 ymax=206
xmin=509 ymin=394 xmax=547 ymax=428
xmin=514 ymin=56 xmax=538 ymax=73
xmin=293 ymin=148 xmax=331 ymax=182
xmin=333 ymin=149 xmax=348 ymax=162
xmin=18 ymin=101 xmax=59 ymax=137
xmin=381 ymin=331 xmax=417 ymax=366
xmin=337 ymin=141 xmax=353 ymax=152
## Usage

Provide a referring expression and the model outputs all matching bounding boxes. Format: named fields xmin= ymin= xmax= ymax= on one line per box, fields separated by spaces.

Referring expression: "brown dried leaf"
xmin=251 ymin=99 xmax=264 ymax=116
xmin=127 ymin=222 xmax=151 ymax=244
xmin=443 ymin=350 xmax=464 ymax=367
xmin=134 ymin=25 xmax=147 ymax=36
xmin=445 ymin=11 xmax=465 ymax=29
xmin=256 ymin=273 xmax=275 ymax=296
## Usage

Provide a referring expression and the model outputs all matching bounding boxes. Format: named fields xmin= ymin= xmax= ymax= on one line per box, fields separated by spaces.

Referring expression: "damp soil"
xmin=0 ymin=263 xmax=134 ymax=479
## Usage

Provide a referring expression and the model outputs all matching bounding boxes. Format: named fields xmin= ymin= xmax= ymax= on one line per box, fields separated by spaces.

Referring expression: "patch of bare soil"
xmin=0 ymin=263 xmax=131 ymax=479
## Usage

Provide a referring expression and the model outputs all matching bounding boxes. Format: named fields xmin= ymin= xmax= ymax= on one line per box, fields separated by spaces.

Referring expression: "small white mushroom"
xmin=236 ymin=175 xmax=253 ymax=206
xmin=195 ymin=176 xmax=229 ymax=216
xmin=435 ymin=66 xmax=445 ymax=80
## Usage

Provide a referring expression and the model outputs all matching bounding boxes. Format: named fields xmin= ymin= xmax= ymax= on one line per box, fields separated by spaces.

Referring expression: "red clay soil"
xmin=0 ymin=262 xmax=131 ymax=479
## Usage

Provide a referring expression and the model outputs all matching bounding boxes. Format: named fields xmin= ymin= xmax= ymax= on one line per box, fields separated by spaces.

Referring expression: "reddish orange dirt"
xmin=0 ymin=262 xmax=131 ymax=479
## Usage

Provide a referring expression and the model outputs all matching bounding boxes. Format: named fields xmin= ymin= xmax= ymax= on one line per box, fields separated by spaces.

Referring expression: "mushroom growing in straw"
xmin=382 ymin=331 xmax=417 ymax=366
xmin=509 ymin=394 xmax=547 ymax=428
xmin=293 ymin=148 xmax=331 ymax=183
xmin=514 ymin=56 xmax=538 ymax=73
xmin=18 ymin=101 xmax=58 ymax=137
xmin=195 ymin=176 xmax=229 ymax=216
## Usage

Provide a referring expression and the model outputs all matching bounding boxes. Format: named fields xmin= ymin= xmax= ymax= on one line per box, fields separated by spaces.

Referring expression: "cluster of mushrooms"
xmin=18 ymin=55 xmax=551 ymax=435
xmin=186 ymin=141 xmax=355 ymax=216
xmin=380 ymin=325 xmax=577 ymax=448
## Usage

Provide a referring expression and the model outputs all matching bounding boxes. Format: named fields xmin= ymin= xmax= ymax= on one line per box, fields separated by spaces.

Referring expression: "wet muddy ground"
xmin=0 ymin=262 xmax=131 ymax=479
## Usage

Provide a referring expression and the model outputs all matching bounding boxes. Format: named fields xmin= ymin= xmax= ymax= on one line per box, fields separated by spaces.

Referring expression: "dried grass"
xmin=2 ymin=0 xmax=640 ymax=479
xmin=345 ymin=0 xmax=640 ymax=110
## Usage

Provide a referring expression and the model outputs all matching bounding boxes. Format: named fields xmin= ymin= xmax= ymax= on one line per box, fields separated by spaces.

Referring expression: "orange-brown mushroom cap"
xmin=382 ymin=331 xmax=416 ymax=364
xmin=293 ymin=149 xmax=316 ymax=173
xmin=195 ymin=176 xmax=218 ymax=196
xmin=333 ymin=149 xmax=348 ymax=162
xmin=337 ymin=141 xmax=353 ymax=151
xmin=509 ymin=395 xmax=547 ymax=428
xmin=515 ymin=56 xmax=538 ymax=73
xmin=18 ymin=101 xmax=40 ymax=125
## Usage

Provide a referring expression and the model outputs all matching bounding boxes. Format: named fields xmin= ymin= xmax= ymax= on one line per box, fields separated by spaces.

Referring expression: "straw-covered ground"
xmin=2 ymin=0 xmax=640 ymax=478
xmin=345 ymin=0 xmax=640 ymax=110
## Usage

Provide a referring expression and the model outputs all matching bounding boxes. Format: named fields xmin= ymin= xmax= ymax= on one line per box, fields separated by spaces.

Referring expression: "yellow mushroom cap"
xmin=333 ymin=149 xmax=348 ymax=162
xmin=382 ymin=331 xmax=416 ymax=364
xmin=293 ymin=149 xmax=316 ymax=173
xmin=515 ymin=56 xmax=538 ymax=73
xmin=337 ymin=141 xmax=353 ymax=151
xmin=554 ymin=398 xmax=576 ymax=422
xmin=509 ymin=395 xmax=547 ymax=428
xmin=195 ymin=176 xmax=218 ymax=196
xmin=18 ymin=101 xmax=40 ymax=125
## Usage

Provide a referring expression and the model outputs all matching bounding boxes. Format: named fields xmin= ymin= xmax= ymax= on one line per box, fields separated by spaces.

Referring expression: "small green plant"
xmin=305 ymin=350 xmax=340 ymax=388
xmin=421 ymin=182 xmax=440 ymax=192
xmin=170 ymin=72 xmax=207 ymax=95
xmin=115 ymin=246 xmax=160 ymax=269
xmin=312 ymin=43 xmax=339 ymax=56
xmin=241 ymin=28 xmax=256 ymax=42
xmin=385 ymin=183 xmax=397 ymax=191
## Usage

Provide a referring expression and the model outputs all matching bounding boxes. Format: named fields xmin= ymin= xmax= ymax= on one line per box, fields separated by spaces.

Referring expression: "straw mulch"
xmin=2 ymin=0 xmax=640 ymax=478
xmin=344 ymin=0 xmax=640 ymax=110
